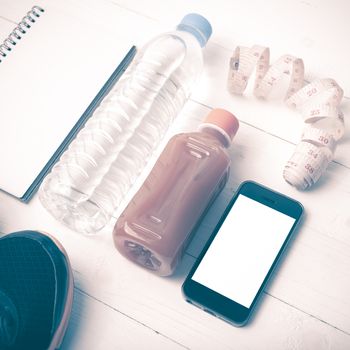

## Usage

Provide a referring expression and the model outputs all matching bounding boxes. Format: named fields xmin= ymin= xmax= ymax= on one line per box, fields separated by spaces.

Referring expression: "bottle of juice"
xmin=113 ymin=108 xmax=239 ymax=276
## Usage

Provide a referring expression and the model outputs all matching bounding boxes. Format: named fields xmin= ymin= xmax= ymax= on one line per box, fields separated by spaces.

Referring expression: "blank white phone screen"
xmin=192 ymin=194 xmax=296 ymax=308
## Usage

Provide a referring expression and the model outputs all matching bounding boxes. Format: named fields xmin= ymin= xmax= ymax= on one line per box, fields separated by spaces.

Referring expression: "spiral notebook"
xmin=0 ymin=3 xmax=136 ymax=201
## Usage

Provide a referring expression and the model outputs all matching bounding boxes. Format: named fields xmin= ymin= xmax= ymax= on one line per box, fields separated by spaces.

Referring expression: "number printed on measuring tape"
xmin=227 ymin=45 xmax=345 ymax=190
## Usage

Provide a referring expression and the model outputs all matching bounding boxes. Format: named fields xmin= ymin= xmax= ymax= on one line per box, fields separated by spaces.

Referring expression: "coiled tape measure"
xmin=227 ymin=45 xmax=345 ymax=190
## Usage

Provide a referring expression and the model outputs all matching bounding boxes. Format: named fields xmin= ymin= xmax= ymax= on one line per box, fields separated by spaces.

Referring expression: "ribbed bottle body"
xmin=39 ymin=31 xmax=203 ymax=233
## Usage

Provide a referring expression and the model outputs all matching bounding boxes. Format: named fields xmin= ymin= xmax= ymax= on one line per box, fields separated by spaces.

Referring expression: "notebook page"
xmin=0 ymin=2 xmax=133 ymax=198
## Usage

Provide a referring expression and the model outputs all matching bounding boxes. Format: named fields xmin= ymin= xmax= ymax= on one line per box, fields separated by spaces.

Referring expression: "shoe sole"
xmin=39 ymin=231 xmax=74 ymax=350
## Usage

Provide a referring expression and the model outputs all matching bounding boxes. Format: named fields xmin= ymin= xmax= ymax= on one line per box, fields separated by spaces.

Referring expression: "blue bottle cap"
xmin=176 ymin=13 xmax=212 ymax=47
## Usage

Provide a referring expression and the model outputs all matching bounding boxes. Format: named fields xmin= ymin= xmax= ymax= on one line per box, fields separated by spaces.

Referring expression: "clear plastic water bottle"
xmin=39 ymin=13 xmax=212 ymax=234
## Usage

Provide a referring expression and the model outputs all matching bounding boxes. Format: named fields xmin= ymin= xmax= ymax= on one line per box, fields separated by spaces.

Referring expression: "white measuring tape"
xmin=227 ymin=45 xmax=345 ymax=190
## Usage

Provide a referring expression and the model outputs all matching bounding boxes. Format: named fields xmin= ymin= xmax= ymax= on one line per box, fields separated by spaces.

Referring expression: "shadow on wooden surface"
xmin=61 ymin=287 xmax=88 ymax=349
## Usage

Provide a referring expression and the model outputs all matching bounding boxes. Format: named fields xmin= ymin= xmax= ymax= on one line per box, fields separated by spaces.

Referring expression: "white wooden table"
xmin=1 ymin=0 xmax=350 ymax=349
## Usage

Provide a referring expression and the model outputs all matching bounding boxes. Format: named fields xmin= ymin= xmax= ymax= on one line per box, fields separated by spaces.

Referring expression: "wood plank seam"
xmin=74 ymin=286 xmax=190 ymax=349
xmin=266 ymin=292 xmax=350 ymax=337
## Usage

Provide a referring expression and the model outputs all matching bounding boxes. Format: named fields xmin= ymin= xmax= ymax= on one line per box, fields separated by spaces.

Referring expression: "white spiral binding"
xmin=0 ymin=5 xmax=44 ymax=63
xmin=227 ymin=45 xmax=345 ymax=190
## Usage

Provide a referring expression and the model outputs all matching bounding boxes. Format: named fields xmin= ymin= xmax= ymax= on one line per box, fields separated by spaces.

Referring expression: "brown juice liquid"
xmin=113 ymin=129 xmax=231 ymax=276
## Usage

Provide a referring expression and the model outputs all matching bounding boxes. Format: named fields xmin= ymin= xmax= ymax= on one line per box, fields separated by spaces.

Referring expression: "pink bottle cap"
xmin=198 ymin=108 xmax=239 ymax=146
